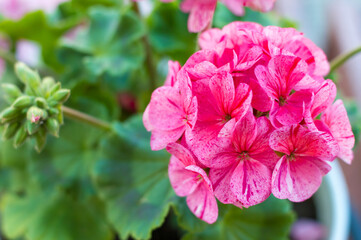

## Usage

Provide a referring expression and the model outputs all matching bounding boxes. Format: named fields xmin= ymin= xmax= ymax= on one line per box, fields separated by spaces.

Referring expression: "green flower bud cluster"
xmin=0 ymin=62 xmax=70 ymax=152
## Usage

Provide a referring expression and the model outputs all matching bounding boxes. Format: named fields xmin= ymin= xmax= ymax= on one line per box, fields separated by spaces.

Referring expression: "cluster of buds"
xmin=144 ymin=22 xmax=355 ymax=224
xmin=0 ymin=62 xmax=70 ymax=152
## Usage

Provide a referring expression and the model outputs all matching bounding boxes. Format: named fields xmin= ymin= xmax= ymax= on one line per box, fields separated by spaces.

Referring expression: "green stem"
xmin=0 ymin=49 xmax=16 ymax=65
xmin=330 ymin=45 xmax=361 ymax=73
xmin=133 ymin=2 xmax=156 ymax=91
xmin=62 ymin=106 xmax=112 ymax=132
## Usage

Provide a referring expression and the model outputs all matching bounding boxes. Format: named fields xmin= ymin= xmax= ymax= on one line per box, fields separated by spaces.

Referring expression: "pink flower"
xmin=269 ymin=124 xmax=339 ymax=202
xmin=317 ymin=100 xmax=355 ymax=164
xmin=143 ymin=70 xmax=198 ymax=150
xmin=164 ymin=60 xmax=181 ymax=87
xmin=167 ymin=143 xmax=218 ymax=224
xmin=187 ymin=71 xmax=252 ymax=165
xmin=209 ymin=111 xmax=278 ymax=207
xmin=255 ymin=55 xmax=313 ymax=127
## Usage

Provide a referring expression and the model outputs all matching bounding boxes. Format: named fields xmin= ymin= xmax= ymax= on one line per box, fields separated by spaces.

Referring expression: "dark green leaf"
xmin=148 ymin=1 xmax=197 ymax=64
xmin=93 ymin=114 xmax=176 ymax=240
xmin=181 ymin=196 xmax=295 ymax=240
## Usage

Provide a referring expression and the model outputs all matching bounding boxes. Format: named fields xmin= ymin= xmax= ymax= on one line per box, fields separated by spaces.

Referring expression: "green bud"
xmin=12 ymin=96 xmax=33 ymax=109
xmin=2 ymin=122 xmax=20 ymax=140
xmin=49 ymin=82 xmax=61 ymax=96
xmin=49 ymin=89 xmax=70 ymax=104
xmin=35 ymin=97 xmax=48 ymax=109
xmin=26 ymin=106 xmax=47 ymax=124
xmin=13 ymin=125 xmax=28 ymax=148
xmin=41 ymin=77 xmax=56 ymax=98
xmin=26 ymin=120 xmax=40 ymax=135
xmin=15 ymin=62 xmax=41 ymax=92
xmin=48 ymin=107 xmax=59 ymax=116
xmin=46 ymin=118 xmax=60 ymax=137
xmin=34 ymin=128 xmax=47 ymax=152
xmin=1 ymin=107 xmax=21 ymax=121
xmin=2 ymin=84 xmax=22 ymax=102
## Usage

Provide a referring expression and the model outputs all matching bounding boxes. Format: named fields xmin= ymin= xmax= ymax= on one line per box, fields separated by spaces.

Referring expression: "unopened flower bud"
xmin=46 ymin=118 xmax=60 ymax=137
xmin=41 ymin=77 xmax=56 ymax=97
xmin=12 ymin=96 xmax=33 ymax=109
xmin=13 ymin=125 xmax=28 ymax=148
xmin=2 ymin=122 xmax=20 ymax=140
xmin=35 ymin=97 xmax=48 ymax=109
xmin=2 ymin=84 xmax=22 ymax=103
xmin=34 ymin=128 xmax=47 ymax=152
xmin=49 ymin=89 xmax=70 ymax=104
xmin=15 ymin=62 xmax=41 ymax=93
xmin=26 ymin=106 xmax=47 ymax=124
xmin=0 ymin=107 xmax=21 ymax=123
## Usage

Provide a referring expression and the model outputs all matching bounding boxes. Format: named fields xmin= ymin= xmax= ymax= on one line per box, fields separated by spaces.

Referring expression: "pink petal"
xmin=164 ymin=60 xmax=181 ymax=87
xmin=199 ymin=28 xmax=225 ymax=50
xmin=272 ymin=156 xmax=323 ymax=202
xmin=166 ymin=143 xmax=196 ymax=166
xmin=322 ymin=100 xmax=355 ymax=164
xmin=210 ymin=164 xmax=239 ymax=204
xmin=150 ymin=127 xmax=185 ymax=151
xmin=230 ymin=159 xmax=272 ymax=207
xmin=186 ymin=183 xmax=218 ymax=224
xmin=168 ymin=156 xmax=200 ymax=197
xmin=143 ymin=104 xmax=153 ymax=131
xmin=233 ymin=46 xmax=263 ymax=71
xmin=221 ymin=0 xmax=245 ymax=16
xmin=231 ymin=82 xmax=252 ymax=118
xmin=148 ymin=86 xmax=185 ymax=130
xmin=245 ymin=0 xmax=275 ymax=12
xmin=310 ymin=80 xmax=336 ymax=118
xmin=185 ymin=1 xmax=217 ymax=33
xmin=209 ymin=72 xmax=235 ymax=116
xmin=232 ymin=110 xmax=257 ymax=151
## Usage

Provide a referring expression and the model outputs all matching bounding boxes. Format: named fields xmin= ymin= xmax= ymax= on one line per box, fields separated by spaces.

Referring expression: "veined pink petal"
xmin=272 ymin=156 xmax=323 ymax=202
xmin=273 ymin=90 xmax=312 ymax=126
xmin=232 ymin=110 xmax=257 ymax=151
xmin=233 ymin=46 xmax=263 ymax=71
xmin=209 ymin=72 xmax=235 ymax=115
xmin=249 ymin=117 xmax=279 ymax=169
xmin=210 ymin=164 xmax=239 ymax=204
xmin=166 ymin=143 xmax=196 ymax=166
xmin=186 ymin=183 xmax=218 ymax=224
xmin=310 ymin=80 xmax=336 ymax=118
xmin=322 ymin=100 xmax=355 ymax=164
xmin=230 ymin=159 xmax=272 ymax=207
xmin=168 ymin=156 xmax=200 ymax=197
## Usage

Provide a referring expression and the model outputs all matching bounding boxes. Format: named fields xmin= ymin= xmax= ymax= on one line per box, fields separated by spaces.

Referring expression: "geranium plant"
xmin=0 ymin=0 xmax=359 ymax=239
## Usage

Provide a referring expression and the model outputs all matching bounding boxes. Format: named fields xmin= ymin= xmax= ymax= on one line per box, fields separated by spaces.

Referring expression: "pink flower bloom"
xmin=270 ymin=124 xmax=339 ymax=202
xmin=255 ymin=55 xmax=313 ymax=127
xmin=209 ymin=111 xmax=278 ymax=207
xmin=318 ymin=100 xmax=355 ymax=164
xmin=144 ymin=70 xmax=198 ymax=150
xmin=187 ymin=71 xmax=252 ymax=165
xmin=167 ymin=143 xmax=218 ymax=224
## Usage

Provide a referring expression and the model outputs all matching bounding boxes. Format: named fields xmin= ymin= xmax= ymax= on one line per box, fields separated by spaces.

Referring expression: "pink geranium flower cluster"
xmin=143 ymin=22 xmax=355 ymax=224
xmin=135 ymin=0 xmax=275 ymax=32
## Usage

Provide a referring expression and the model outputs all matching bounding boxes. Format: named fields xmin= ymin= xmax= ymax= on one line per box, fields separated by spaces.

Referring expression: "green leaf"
xmin=0 ymin=11 xmax=78 ymax=70
xmin=1 ymin=190 xmax=113 ymax=240
xmin=58 ymin=6 xmax=146 ymax=90
xmin=93 ymin=114 xmax=176 ymax=240
xmin=181 ymin=196 xmax=295 ymax=240
xmin=148 ymin=1 xmax=197 ymax=64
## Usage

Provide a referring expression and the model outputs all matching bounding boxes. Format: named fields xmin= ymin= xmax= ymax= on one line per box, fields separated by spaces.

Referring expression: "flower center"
xmin=278 ymin=96 xmax=286 ymax=106
xmin=238 ymin=151 xmax=249 ymax=161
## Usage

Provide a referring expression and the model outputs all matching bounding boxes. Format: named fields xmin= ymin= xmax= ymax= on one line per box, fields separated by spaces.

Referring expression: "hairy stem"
xmin=62 ymin=106 xmax=112 ymax=132
xmin=330 ymin=45 xmax=361 ymax=73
